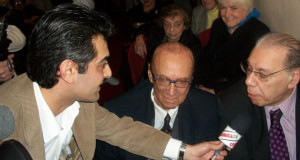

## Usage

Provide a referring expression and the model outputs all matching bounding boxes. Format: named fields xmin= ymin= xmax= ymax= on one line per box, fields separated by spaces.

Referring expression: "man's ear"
xmin=147 ymin=63 xmax=154 ymax=83
xmin=59 ymin=59 xmax=78 ymax=84
xmin=288 ymin=68 xmax=300 ymax=89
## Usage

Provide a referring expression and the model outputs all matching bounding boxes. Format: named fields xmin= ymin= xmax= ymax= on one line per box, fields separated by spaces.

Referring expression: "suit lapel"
xmin=146 ymin=92 xmax=155 ymax=126
xmin=176 ymin=98 xmax=196 ymax=144
xmin=72 ymin=102 xmax=96 ymax=160
xmin=21 ymin=76 xmax=46 ymax=159
xmin=251 ymin=105 xmax=270 ymax=159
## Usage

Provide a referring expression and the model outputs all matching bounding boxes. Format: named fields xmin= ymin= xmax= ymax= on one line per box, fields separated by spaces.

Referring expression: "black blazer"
xmin=219 ymin=78 xmax=300 ymax=160
xmin=94 ymin=80 xmax=220 ymax=160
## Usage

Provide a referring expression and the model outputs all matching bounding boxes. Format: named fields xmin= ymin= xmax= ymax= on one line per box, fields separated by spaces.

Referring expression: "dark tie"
xmin=161 ymin=113 xmax=172 ymax=135
xmin=269 ymin=109 xmax=290 ymax=160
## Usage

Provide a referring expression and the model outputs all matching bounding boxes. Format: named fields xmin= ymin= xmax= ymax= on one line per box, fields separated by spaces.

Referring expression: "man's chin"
xmin=249 ymin=99 xmax=264 ymax=107
xmin=162 ymin=103 xmax=178 ymax=110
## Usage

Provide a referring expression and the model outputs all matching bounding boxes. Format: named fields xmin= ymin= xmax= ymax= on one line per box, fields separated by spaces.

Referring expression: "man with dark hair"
xmin=0 ymin=4 xmax=226 ymax=160
xmin=219 ymin=32 xmax=300 ymax=160
xmin=95 ymin=42 xmax=220 ymax=159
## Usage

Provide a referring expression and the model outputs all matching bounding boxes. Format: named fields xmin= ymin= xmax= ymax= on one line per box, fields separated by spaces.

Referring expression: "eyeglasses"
xmin=240 ymin=61 xmax=292 ymax=82
xmin=152 ymin=73 xmax=192 ymax=88
xmin=163 ymin=21 xmax=183 ymax=28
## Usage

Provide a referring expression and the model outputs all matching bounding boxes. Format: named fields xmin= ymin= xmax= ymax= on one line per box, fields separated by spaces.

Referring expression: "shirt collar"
xmin=33 ymin=82 xmax=80 ymax=144
xmin=150 ymin=88 xmax=178 ymax=127
xmin=265 ymin=87 xmax=297 ymax=120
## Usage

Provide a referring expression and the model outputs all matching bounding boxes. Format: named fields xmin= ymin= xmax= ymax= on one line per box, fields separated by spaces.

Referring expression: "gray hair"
xmin=217 ymin=0 xmax=254 ymax=12
xmin=255 ymin=32 xmax=300 ymax=69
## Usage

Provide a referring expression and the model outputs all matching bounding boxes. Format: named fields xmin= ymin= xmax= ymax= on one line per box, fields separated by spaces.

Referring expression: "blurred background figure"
xmin=26 ymin=0 xmax=53 ymax=11
xmin=9 ymin=0 xmax=45 ymax=38
xmin=191 ymin=0 xmax=218 ymax=47
xmin=192 ymin=0 xmax=218 ymax=36
xmin=126 ymin=0 xmax=164 ymax=60
xmin=0 ymin=11 xmax=26 ymax=84
xmin=173 ymin=0 xmax=201 ymax=16
xmin=197 ymin=0 xmax=270 ymax=94
xmin=73 ymin=0 xmax=94 ymax=9
xmin=0 ymin=0 xmax=27 ymax=84
xmin=125 ymin=0 xmax=138 ymax=11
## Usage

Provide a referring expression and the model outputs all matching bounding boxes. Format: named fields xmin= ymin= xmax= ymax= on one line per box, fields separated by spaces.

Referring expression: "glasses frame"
xmin=151 ymin=73 xmax=192 ymax=88
xmin=240 ymin=61 xmax=293 ymax=82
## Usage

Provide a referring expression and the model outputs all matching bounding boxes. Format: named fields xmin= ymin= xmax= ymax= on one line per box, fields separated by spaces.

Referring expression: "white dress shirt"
xmin=33 ymin=82 xmax=80 ymax=160
xmin=150 ymin=89 xmax=182 ymax=159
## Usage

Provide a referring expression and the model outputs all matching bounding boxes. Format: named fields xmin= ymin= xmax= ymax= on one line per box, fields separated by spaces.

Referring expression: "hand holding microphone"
xmin=212 ymin=112 xmax=252 ymax=160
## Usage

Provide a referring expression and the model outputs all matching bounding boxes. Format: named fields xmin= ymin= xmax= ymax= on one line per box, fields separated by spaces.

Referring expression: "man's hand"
xmin=184 ymin=141 xmax=227 ymax=160
xmin=0 ymin=54 xmax=15 ymax=82
xmin=134 ymin=34 xmax=147 ymax=58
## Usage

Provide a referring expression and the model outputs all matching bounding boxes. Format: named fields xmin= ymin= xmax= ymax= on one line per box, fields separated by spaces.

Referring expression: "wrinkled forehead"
xmin=164 ymin=15 xmax=184 ymax=22
xmin=152 ymin=52 xmax=193 ymax=76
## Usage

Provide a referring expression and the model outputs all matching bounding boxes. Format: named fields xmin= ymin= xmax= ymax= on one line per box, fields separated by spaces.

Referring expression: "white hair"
xmin=217 ymin=0 xmax=254 ymax=12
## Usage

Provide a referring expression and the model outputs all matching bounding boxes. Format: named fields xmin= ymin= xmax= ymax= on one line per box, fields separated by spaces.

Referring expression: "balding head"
xmin=148 ymin=42 xmax=194 ymax=110
xmin=150 ymin=42 xmax=194 ymax=73
xmin=254 ymin=32 xmax=300 ymax=69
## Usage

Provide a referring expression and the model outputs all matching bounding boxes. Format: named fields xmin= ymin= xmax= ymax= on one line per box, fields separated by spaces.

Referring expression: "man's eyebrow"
xmin=247 ymin=61 xmax=272 ymax=73
xmin=99 ymin=56 xmax=110 ymax=63
xmin=257 ymin=68 xmax=272 ymax=73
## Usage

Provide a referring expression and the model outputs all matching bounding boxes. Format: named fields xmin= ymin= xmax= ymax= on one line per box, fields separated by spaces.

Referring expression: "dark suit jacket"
xmin=219 ymin=78 xmax=300 ymax=160
xmin=94 ymin=80 xmax=220 ymax=160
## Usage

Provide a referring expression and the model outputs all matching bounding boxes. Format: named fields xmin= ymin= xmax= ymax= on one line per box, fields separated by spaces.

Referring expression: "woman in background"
xmin=144 ymin=4 xmax=202 ymax=84
xmin=197 ymin=0 xmax=269 ymax=94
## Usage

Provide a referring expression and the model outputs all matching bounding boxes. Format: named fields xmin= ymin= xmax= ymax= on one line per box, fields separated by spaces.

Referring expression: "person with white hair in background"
xmin=196 ymin=0 xmax=270 ymax=95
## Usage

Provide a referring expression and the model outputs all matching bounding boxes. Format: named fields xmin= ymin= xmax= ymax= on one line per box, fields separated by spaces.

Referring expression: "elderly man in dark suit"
xmin=219 ymin=32 xmax=300 ymax=160
xmin=95 ymin=42 xmax=221 ymax=159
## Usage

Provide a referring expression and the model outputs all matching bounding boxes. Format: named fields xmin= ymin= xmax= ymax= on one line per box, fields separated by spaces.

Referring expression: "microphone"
xmin=0 ymin=139 xmax=33 ymax=160
xmin=212 ymin=112 xmax=252 ymax=160
xmin=0 ymin=104 xmax=15 ymax=140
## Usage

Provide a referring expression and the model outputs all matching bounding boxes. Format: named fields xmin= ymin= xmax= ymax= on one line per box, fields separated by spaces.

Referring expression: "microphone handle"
xmin=211 ymin=145 xmax=226 ymax=160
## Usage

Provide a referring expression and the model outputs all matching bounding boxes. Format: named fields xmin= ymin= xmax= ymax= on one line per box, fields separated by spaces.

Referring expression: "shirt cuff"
xmin=163 ymin=138 xmax=182 ymax=159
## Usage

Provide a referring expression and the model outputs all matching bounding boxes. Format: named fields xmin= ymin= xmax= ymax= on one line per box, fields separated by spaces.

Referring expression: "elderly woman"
xmin=144 ymin=4 xmax=202 ymax=82
xmin=198 ymin=0 xmax=270 ymax=94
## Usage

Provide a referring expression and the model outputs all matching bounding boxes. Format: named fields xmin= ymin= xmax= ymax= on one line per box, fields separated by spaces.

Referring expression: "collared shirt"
xmin=33 ymin=82 xmax=80 ymax=160
xmin=150 ymin=88 xmax=182 ymax=159
xmin=265 ymin=87 xmax=297 ymax=160
xmin=151 ymin=89 xmax=179 ymax=129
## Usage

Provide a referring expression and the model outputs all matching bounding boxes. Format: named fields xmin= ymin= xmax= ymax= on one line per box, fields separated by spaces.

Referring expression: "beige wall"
xmin=254 ymin=0 xmax=300 ymax=40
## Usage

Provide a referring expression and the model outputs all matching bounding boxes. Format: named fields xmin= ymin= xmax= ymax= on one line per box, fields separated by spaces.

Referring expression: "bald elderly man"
xmin=95 ymin=42 xmax=221 ymax=160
